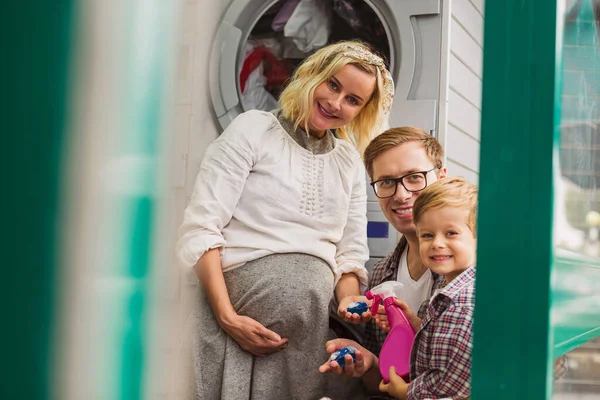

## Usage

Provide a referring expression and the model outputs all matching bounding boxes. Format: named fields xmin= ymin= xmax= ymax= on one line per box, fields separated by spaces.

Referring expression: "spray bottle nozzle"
xmin=365 ymin=281 xmax=406 ymax=316
xmin=365 ymin=290 xmax=382 ymax=316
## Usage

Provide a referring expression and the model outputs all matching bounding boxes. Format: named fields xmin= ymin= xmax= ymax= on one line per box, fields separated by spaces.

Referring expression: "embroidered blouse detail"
xmin=176 ymin=110 xmax=369 ymax=290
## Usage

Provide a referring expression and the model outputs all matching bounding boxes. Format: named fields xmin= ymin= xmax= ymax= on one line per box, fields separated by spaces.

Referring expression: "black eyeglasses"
xmin=370 ymin=168 xmax=438 ymax=198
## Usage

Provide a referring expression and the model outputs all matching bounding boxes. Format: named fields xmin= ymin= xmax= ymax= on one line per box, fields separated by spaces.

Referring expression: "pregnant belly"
xmin=224 ymin=253 xmax=335 ymax=338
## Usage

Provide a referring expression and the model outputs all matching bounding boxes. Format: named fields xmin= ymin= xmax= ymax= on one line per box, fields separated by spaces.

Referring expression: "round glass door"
xmin=238 ymin=0 xmax=392 ymax=113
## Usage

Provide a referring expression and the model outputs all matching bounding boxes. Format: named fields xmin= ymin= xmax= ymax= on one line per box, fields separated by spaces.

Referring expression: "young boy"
xmin=320 ymin=177 xmax=477 ymax=400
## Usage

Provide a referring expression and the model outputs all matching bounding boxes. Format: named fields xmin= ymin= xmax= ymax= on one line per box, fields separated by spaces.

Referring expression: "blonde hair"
xmin=363 ymin=127 xmax=445 ymax=178
xmin=279 ymin=41 xmax=387 ymax=152
xmin=413 ymin=177 xmax=478 ymax=235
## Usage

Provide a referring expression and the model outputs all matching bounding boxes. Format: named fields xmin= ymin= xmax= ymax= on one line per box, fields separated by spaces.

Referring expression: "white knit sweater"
xmin=177 ymin=110 xmax=369 ymax=289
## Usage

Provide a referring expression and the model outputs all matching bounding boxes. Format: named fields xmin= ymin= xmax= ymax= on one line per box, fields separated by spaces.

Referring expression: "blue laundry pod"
xmin=347 ymin=301 xmax=368 ymax=315
xmin=329 ymin=346 xmax=357 ymax=368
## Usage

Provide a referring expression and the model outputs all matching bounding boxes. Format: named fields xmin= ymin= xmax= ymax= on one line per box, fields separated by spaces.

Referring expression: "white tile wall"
xmin=448 ymin=89 xmax=481 ymax=141
xmin=446 ymin=123 xmax=480 ymax=172
xmin=452 ymin=0 xmax=484 ymax=47
xmin=449 ymin=53 xmax=482 ymax=108
xmin=450 ymin=18 xmax=483 ymax=79
xmin=445 ymin=0 xmax=485 ymax=184
xmin=447 ymin=159 xmax=480 ymax=183
xmin=470 ymin=0 xmax=485 ymax=16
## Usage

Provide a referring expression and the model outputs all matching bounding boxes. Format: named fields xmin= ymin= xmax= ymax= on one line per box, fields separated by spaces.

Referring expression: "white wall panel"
xmin=444 ymin=0 xmax=484 ymax=181
xmin=470 ymin=0 xmax=485 ymax=16
xmin=447 ymin=159 xmax=480 ymax=184
xmin=448 ymin=89 xmax=481 ymax=140
xmin=450 ymin=18 xmax=483 ymax=79
xmin=449 ymin=53 xmax=482 ymax=108
xmin=452 ymin=0 xmax=484 ymax=47
xmin=446 ymin=124 xmax=480 ymax=172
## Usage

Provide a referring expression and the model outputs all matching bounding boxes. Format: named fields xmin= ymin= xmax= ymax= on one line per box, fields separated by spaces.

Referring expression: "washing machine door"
xmin=210 ymin=0 xmax=442 ymax=134
xmin=209 ymin=0 xmax=279 ymax=130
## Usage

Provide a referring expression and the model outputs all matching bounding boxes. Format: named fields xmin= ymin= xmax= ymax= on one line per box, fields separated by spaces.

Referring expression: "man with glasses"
xmin=361 ymin=127 xmax=447 ymax=356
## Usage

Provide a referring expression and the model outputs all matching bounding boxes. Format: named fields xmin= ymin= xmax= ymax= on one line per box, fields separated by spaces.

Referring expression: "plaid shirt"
xmin=363 ymin=237 xmax=444 ymax=355
xmin=407 ymin=266 xmax=475 ymax=400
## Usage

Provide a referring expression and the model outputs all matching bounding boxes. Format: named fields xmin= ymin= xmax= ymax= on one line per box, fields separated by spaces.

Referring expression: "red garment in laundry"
xmin=239 ymin=47 xmax=290 ymax=93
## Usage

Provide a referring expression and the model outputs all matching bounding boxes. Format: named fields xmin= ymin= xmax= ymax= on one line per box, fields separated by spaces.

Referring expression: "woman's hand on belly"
xmin=220 ymin=313 xmax=289 ymax=356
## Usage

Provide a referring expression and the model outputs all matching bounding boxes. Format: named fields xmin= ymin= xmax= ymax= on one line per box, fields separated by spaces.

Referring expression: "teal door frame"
xmin=472 ymin=0 xmax=563 ymax=398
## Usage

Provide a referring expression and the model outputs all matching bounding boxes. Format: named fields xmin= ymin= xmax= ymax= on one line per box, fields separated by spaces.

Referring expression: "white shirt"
xmin=176 ymin=110 xmax=369 ymax=289
xmin=396 ymin=247 xmax=434 ymax=313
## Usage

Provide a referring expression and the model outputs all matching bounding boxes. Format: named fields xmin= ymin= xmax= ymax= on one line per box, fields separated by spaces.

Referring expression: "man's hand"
xmin=338 ymin=295 xmax=372 ymax=324
xmin=379 ymin=366 xmax=408 ymax=400
xmin=318 ymin=338 xmax=377 ymax=378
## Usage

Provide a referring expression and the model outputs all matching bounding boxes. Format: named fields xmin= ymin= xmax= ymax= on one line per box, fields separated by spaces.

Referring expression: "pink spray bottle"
xmin=365 ymin=281 xmax=416 ymax=383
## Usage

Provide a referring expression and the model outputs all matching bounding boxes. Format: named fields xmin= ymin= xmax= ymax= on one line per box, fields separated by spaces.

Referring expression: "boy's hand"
xmin=391 ymin=299 xmax=422 ymax=332
xmin=338 ymin=295 xmax=372 ymax=324
xmin=374 ymin=304 xmax=390 ymax=332
xmin=318 ymin=339 xmax=376 ymax=378
xmin=379 ymin=366 xmax=408 ymax=400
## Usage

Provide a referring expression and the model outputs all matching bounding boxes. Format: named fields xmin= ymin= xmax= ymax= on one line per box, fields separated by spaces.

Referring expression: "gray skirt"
xmin=185 ymin=253 xmax=365 ymax=400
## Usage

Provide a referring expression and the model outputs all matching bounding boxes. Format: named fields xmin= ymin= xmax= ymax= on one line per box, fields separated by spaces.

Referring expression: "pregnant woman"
xmin=177 ymin=40 xmax=394 ymax=399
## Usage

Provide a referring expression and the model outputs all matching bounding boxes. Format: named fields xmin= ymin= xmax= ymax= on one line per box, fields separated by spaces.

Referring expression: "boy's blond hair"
xmin=413 ymin=177 xmax=478 ymax=235
xmin=363 ymin=127 xmax=445 ymax=178
xmin=279 ymin=41 xmax=387 ymax=152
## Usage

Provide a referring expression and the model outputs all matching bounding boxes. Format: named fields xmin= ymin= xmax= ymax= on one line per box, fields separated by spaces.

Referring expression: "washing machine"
xmin=208 ymin=0 xmax=443 ymax=271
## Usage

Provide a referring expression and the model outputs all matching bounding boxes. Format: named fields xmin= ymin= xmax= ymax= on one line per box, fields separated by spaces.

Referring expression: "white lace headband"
xmin=341 ymin=44 xmax=395 ymax=114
